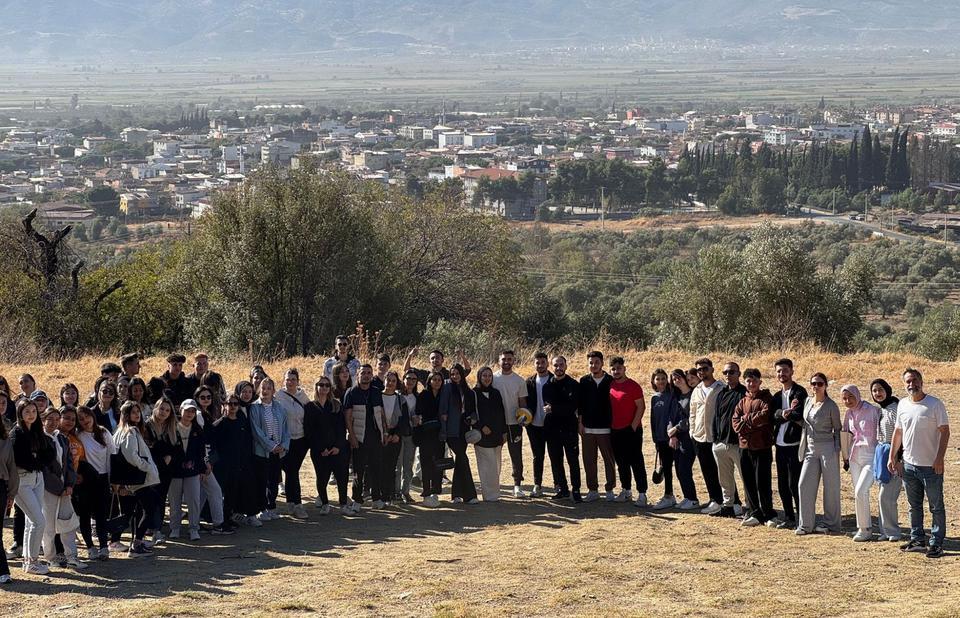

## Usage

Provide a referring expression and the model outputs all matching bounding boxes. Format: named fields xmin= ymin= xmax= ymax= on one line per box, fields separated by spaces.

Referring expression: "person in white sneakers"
xmin=12 ymin=398 xmax=55 ymax=575
xmin=40 ymin=407 xmax=88 ymax=568
xmin=578 ymin=351 xmax=617 ymax=502
xmin=524 ymin=353 xmax=553 ymax=498
xmin=689 ymin=359 xmax=724 ymax=515
xmin=649 ymin=369 xmax=680 ymax=510
xmin=608 ymin=357 xmax=647 ymax=506
xmin=493 ymin=350 xmax=528 ymax=498
xmin=668 ymin=369 xmax=700 ymax=511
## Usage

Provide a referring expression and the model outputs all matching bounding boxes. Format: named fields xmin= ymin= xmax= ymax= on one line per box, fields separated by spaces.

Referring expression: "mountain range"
xmin=1 ymin=0 xmax=957 ymax=61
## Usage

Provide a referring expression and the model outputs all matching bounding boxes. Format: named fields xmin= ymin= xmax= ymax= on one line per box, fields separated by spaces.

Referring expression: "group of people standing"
xmin=0 ymin=342 xmax=951 ymax=583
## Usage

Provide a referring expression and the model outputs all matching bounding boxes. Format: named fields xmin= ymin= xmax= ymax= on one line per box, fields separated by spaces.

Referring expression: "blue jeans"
xmin=902 ymin=463 xmax=946 ymax=547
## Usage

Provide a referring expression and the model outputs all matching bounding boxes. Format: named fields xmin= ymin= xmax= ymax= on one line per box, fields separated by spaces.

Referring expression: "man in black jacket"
xmin=711 ymin=361 xmax=748 ymax=518
xmin=148 ymin=354 xmax=195 ymax=406
xmin=542 ymin=356 xmax=582 ymax=503
xmin=525 ymin=352 xmax=553 ymax=498
xmin=578 ymin=351 xmax=616 ymax=502
xmin=770 ymin=358 xmax=808 ymax=528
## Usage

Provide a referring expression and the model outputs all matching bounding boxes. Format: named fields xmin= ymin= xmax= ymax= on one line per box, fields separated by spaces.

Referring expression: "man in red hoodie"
xmin=732 ymin=368 xmax=776 ymax=527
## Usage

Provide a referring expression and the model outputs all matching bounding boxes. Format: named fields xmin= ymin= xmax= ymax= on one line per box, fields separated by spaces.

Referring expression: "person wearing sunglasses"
xmin=305 ymin=377 xmax=355 ymax=514
xmin=212 ymin=395 xmax=256 ymax=528
xmin=769 ymin=358 xmax=807 ymax=530
xmin=796 ymin=373 xmax=842 ymax=535
xmin=712 ymin=362 xmax=748 ymax=518
xmin=323 ymin=335 xmax=361 ymax=382
xmin=689 ymin=358 xmax=725 ymax=515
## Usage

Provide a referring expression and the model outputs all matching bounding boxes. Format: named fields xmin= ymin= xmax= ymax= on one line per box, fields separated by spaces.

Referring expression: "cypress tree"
xmin=872 ymin=134 xmax=884 ymax=186
xmin=859 ymin=126 xmax=873 ymax=189
xmin=846 ymin=138 xmax=859 ymax=193
xmin=885 ymin=127 xmax=900 ymax=188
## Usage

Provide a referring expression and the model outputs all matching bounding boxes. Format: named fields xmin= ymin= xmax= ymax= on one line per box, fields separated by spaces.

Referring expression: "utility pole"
xmin=600 ymin=186 xmax=605 ymax=230
xmin=864 ymin=193 xmax=868 ymax=222
xmin=945 ymin=213 xmax=949 ymax=244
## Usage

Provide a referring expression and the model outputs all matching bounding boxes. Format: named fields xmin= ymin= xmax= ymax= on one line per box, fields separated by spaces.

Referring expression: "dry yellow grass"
xmin=1 ymin=348 xmax=959 ymax=617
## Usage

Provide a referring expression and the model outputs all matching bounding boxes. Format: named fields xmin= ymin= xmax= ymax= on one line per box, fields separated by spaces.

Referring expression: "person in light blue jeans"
xmin=888 ymin=368 xmax=949 ymax=558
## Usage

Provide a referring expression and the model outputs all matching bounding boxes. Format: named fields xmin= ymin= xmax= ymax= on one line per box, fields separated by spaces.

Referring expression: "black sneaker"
xmin=551 ymin=489 xmax=571 ymax=501
xmin=127 ymin=544 xmax=153 ymax=558
xmin=211 ymin=524 xmax=236 ymax=536
xmin=715 ymin=506 xmax=736 ymax=518
xmin=926 ymin=545 xmax=944 ymax=559
xmin=900 ymin=539 xmax=927 ymax=552
xmin=572 ymin=491 xmax=583 ymax=503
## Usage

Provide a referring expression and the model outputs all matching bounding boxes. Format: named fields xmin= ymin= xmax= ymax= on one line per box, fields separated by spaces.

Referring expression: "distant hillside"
xmin=1 ymin=0 xmax=958 ymax=61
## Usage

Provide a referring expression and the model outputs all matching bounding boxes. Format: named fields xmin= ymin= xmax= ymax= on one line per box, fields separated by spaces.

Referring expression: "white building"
xmin=641 ymin=118 xmax=688 ymax=135
xmin=932 ymin=122 xmax=959 ymax=137
xmin=180 ymin=144 xmax=212 ymax=159
xmin=438 ymin=131 xmax=465 ymax=148
xmin=261 ymin=140 xmax=300 ymax=165
xmin=763 ymin=127 xmax=801 ymax=146
xmin=745 ymin=112 xmax=777 ymax=129
xmin=464 ymin=132 xmax=497 ymax=148
xmin=153 ymin=140 xmax=180 ymax=158
xmin=806 ymin=123 xmax=864 ymax=141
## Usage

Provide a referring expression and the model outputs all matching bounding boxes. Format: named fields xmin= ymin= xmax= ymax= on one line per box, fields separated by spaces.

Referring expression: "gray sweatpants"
xmin=396 ymin=436 xmax=416 ymax=495
xmin=797 ymin=442 xmax=842 ymax=532
xmin=712 ymin=442 xmax=742 ymax=508
xmin=878 ymin=478 xmax=902 ymax=538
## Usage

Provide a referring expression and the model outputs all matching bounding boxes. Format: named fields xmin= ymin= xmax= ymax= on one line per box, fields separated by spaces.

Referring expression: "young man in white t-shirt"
xmin=888 ymin=368 xmax=950 ymax=558
xmin=493 ymin=350 xmax=528 ymax=498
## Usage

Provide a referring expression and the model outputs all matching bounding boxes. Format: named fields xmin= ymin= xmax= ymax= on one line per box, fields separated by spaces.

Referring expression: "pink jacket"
xmin=840 ymin=385 xmax=880 ymax=459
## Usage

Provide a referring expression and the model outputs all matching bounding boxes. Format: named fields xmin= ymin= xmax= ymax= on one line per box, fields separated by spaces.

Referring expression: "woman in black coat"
xmin=473 ymin=367 xmax=507 ymax=502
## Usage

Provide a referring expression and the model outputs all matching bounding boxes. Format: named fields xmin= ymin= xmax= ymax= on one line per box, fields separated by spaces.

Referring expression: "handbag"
xmin=651 ymin=449 xmax=663 ymax=485
xmin=104 ymin=491 xmax=130 ymax=536
xmin=874 ymin=442 xmax=893 ymax=484
xmin=55 ymin=495 xmax=80 ymax=534
xmin=110 ymin=447 xmax=147 ymax=486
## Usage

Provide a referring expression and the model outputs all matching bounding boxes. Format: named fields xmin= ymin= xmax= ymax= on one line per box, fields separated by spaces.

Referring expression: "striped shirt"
xmin=878 ymin=402 xmax=898 ymax=444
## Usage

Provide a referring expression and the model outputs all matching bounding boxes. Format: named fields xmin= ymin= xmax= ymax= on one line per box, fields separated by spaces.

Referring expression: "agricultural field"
xmin=0 ymin=348 xmax=957 ymax=616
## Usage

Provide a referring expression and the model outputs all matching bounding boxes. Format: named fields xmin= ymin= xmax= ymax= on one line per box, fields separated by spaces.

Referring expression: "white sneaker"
xmin=319 ymin=504 xmax=331 ymax=515
xmin=583 ymin=491 xmax=600 ymax=503
xmin=258 ymin=511 xmax=274 ymax=522
xmin=66 ymin=557 xmax=89 ymax=570
xmin=633 ymin=493 xmax=648 ymax=508
xmin=5 ymin=544 xmax=21 ymax=560
xmin=350 ymin=501 xmax=363 ymax=514
xmin=814 ymin=524 xmax=831 ymax=534
xmin=513 ymin=486 xmax=526 ymax=498
xmin=852 ymin=530 xmax=874 ymax=542
xmin=278 ymin=486 xmax=286 ymax=497
xmin=677 ymin=498 xmax=699 ymax=510
xmin=23 ymin=561 xmax=49 ymax=575
xmin=151 ymin=532 xmax=167 ymax=546
xmin=424 ymin=495 xmax=440 ymax=507
xmin=108 ymin=541 xmax=128 ymax=553
xmin=467 ymin=498 xmax=480 ymax=505
xmin=700 ymin=501 xmax=722 ymax=515
xmin=292 ymin=504 xmax=309 ymax=519
xmin=371 ymin=500 xmax=386 ymax=509
xmin=452 ymin=497 xmax=463 ymax=504
xmin=247 ymin=515 xmax=263 ymax=527
xmin=0 ymin=574 xmax=11 ymax=584
xmin=189 ymin=530 xmax=201 ymax=541
xmin=604 ymin=490 xmax=616 ymax=502
xmin=614 ymin=489 xmax=633 ymax=503
xmin=651 ymin=495 xmax=676 ymax=510
xmin=530 ymin=485 xmax=544 ymax=498
xmin=86 ymin=547 xmax=100 ymax=561
xmin=741 ymin=516 xmax=761 ymax=527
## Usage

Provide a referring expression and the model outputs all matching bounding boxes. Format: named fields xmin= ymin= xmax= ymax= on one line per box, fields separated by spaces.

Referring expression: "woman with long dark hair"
xmin=75 ymin=405 xmax=115 ymax=559
xmin=414 ymin=372 xmax=445 ymax=506
xmin=59 ymin=383 xmax=80 ymax=409
xmin=304 ymin=377 xmax=354 ymax=514
xmin=113 ymin=401 xmax=161 ymax=557
xmin=167 ymin=401 xmax=206 ymax=541
xmin=213 ymin=394 xmax=258 ymax=526
xmin=668 ymin=369 xmax=700 ymax=510
xmin=396 ymin=371 xmax=420 ymax=503
xmin=92 ymin=381 xmax=121 ymax=433
xmin=379 ymin=371 xmax=410 ymax=506
xmin=440 ymin=364 xmax=478 ymax=504
xmin=12 ymin=398 xmax=55 ymax=575
xmin=870 ymin=378 xmax=902 ymax=541
xmin=192 ymin=387 xmax=231 ymax=535
xmin=331 ymin=362 xmax=353 ymax=403
xmin=649 ymin=369 xmax=681 ymax=510
xmin=127 ymin=378 xmax=152 ymax=417
xmin=0 ymin=404 xmax=18 ymax=583
xmin=39 ymin=407 xmax=87 ymax=570
xmin=0 ymin=376 xmax=15 ymax=427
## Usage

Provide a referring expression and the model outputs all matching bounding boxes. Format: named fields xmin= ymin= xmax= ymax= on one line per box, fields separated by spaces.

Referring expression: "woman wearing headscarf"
xmin=472 ymin=367 xmax=506 ymax=502
xmin=870 ymin=378 xmax=902 ymax=541
xmin=439 ymin=364 xmax=478 ymax=504
xmin=796 ymin=373 xmax=843 ymax=535
xmin=840 ymin=384 xmax=880 ymax=542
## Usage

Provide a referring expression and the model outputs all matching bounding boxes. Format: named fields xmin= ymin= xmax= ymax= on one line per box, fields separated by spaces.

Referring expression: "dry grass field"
xmin=1 ymin=348 xmax=958 ymax=617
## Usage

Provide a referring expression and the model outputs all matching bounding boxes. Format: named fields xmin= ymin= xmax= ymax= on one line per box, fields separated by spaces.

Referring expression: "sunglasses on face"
xmin=722 ymin=370 xmax=739 ymax=375
xmin=317 ymin=384 xmax=332 ymax=389
xmin=695 ymin=367 xmax=709 ymax=373
xmin=810 ymin=381 xmax=825 ymax=387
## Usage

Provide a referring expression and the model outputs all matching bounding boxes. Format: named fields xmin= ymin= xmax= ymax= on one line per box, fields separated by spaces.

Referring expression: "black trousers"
xmin=132 ymin=486 xmax=158 ymax=541
xmin=380 ymin=440 xmax=402 ymax=502
xmin=526 ymin=425 xmax=547 ymax=487
xmin=282 ymin=437 xmax=310 ymax=505
xmin=311 ymin=449 xmax=349 ymax=505
xmin=506 ymin=425 xmax=524 ymax=485
xmin=611 ymin=426 xmax=647 ymax=493
xmin=655 ymin=442 xmax=675 ymax=496
xmin=546 ymin=428 xmax=581 ymax=492
xmin=254 ymin=453 xmax=283 ymax=511
xmin=694 ymin=439 xmax=724 ymax=504
xmin=447 ymin=438 xmax=478 ymax=501
xmin=742 ymin=447 xmax=776 ymax=522
xmin=775 ymin=444 xmax=802 ymax=521
xmin=418 ymin=436 xmax=444 ymax=497
xmin=352 ymin=439 xmax=384 ymax=502
xmin=76 ymin=472 xmax=111 ymax=549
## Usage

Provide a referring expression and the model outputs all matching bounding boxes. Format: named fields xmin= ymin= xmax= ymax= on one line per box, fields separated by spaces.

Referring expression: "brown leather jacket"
xmin=732 ymin=389 xmax=774 ymax=450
